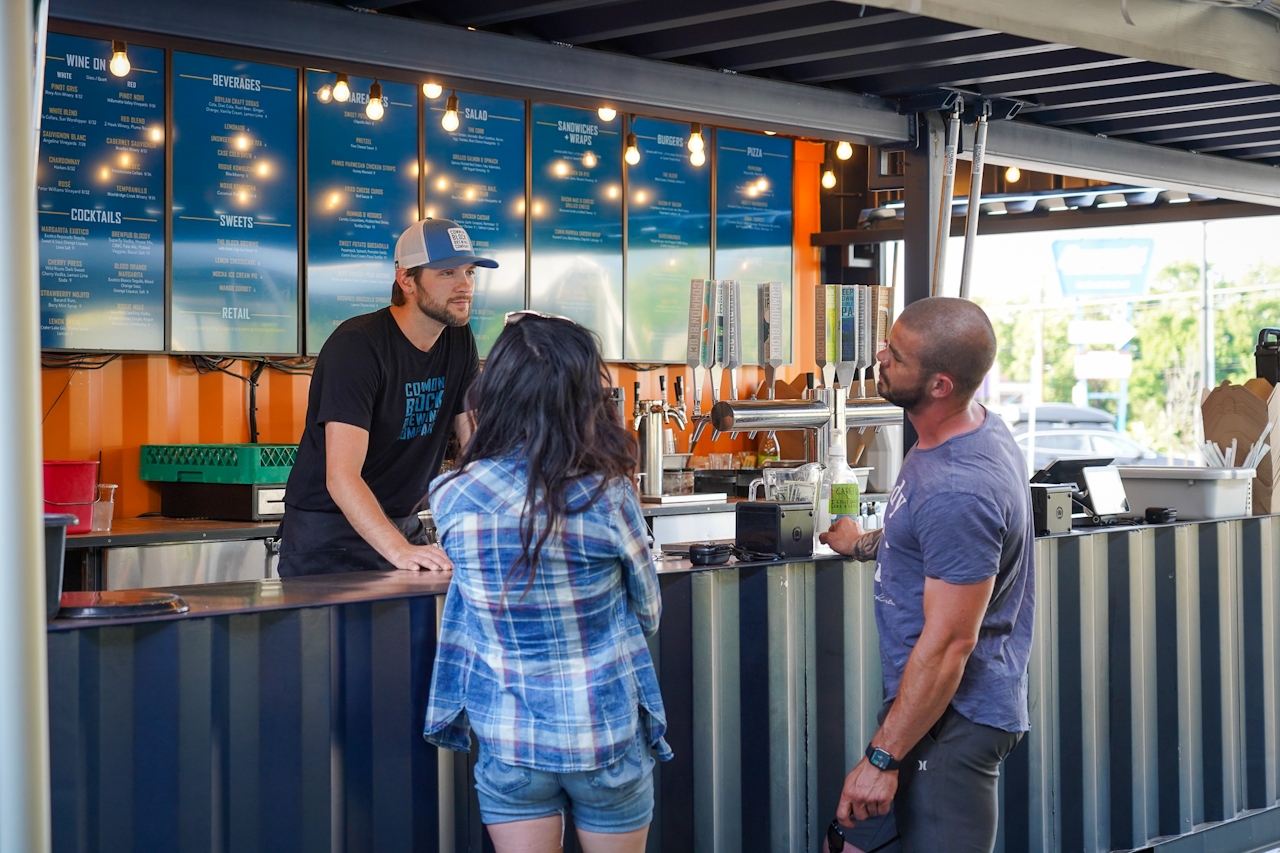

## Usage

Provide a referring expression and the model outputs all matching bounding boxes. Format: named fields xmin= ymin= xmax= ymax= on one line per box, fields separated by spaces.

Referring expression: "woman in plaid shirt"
xmin=424 ymin=312 xmax=670 ymax=852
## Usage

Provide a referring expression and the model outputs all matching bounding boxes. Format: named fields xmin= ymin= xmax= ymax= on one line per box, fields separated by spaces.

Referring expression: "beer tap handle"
xmin=659 ymin=375 xmax=667 ymax=402
xmin=675 ymin=376 xmax=685 ymax=412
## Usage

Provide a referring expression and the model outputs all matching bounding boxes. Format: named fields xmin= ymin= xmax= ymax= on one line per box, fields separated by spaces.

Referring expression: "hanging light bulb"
xmin=1004 ymin=166 xmax=1021 ymax=183
xmin=582 ymin=150 xmax=597 ymax=168
xmin=687 ymin=123 xmax=705 ymax=153
xmin=109 ymin=41 xmax=130 ymax=77
xmin=332 ymin=73 xmax=350 ymax=102
xmin=763 ymin=130 xmax=777 ymax=136
xmin=821 ymin=167 xmax=837 ymax=189
xmin=317 ymin=82 xmax=333 ymax=103
xmin=365 ymin=80 xmax=384 ymax=120
xmin=442 ymin=91 xmax=460 ymax=132
xmin=835 ymin=140 xmax=853 ymax=161
xmin=597 ymin=106 xmax=616 ymax=121
xmin=423 ymin=82 xmax=443 ymax=99
xmin=690 ymin=148 xmax=705 ymax=167
xmin=624 ymin=131 xmax=640 ymax=165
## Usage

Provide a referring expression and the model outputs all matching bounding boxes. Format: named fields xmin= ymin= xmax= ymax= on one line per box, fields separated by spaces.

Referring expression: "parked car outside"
xmin=996 ymin=404 xmax=1190 ymax=470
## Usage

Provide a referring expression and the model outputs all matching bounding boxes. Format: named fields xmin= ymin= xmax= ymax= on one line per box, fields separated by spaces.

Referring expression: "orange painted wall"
xmin=41 ymin=142 xmax=825 ymax=517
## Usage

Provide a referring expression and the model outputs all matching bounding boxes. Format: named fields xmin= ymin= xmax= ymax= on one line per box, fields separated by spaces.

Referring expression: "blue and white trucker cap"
xmin=394 ymin=218 xmax=499 ymax=270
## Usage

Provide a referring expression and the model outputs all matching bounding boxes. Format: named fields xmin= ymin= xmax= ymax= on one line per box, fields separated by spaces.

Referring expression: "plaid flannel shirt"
xmin=423 ymin=454 xmax=672 ymax=772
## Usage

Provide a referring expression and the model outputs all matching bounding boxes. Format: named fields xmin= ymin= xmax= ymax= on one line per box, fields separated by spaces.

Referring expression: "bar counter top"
xmin=65 ymin=516 xmax=279 ymax=548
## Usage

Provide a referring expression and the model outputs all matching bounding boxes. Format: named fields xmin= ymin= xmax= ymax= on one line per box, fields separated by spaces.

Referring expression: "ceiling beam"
xmin=697 ymin=16 xmax=985 ymax=72
xmin=533 ymin=0 xmax=836 ymax=47
xmin=851 ymin=0 xmax=1280 ymax=88
xmin=1033 ymin=90 xmax=1280 ymax=127
xmin=964 ymin=119 xmax=1280 ymax=207
xmin=790 ymin=34 xmax=1068 ymax=84
xmin=811 ymin=200 xmax=1278 ymax=244
xmin=1131 ymin=116 xmax=1280 ymax=146
xmin=977 ymin=62 xmax=1184 ymax=99
xmin=1021 ymin=76 xmax=1259 ymax=112
xmin=48 ymin=0 xmax=910 ymax=144
xmin=455 ymin=0 xmax=633 ymax=27
xmin=1084 ymin=102 xmax=1280 ymax=138
xmin=853 ymin=49 xmax=1134 ymax=95
xmin=633 ymin=8 xmax=912 ymax=60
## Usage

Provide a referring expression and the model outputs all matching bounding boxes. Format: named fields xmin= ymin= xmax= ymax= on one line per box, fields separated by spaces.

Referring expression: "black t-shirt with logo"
xmin=285 ymin=307 xmax=478 ymax=518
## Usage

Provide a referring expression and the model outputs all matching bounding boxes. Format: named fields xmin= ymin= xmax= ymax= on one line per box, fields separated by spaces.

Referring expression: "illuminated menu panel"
xmin=625 ymin=117 xmax=711 ymax=362
xmin=306 ymin=73 xmax=418 ymax=354
xmin=171 ymin=52 xmax=299 ymax=354
xmin=37 ymin=33 xmax=165 ymax=351
xmin=715 ymin=129 xmax=793 ymax=364
xmin=425 ymin=91 xmax=526 ymax=356
xmin=530 ymin=103 xmax=623 ymax=359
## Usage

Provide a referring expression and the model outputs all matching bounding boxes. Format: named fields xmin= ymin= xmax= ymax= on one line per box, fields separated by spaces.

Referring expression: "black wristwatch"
xmin=865 ymin=743 xmax=900 ymax=771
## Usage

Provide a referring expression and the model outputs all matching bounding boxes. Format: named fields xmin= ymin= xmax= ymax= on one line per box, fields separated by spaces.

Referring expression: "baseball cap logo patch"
xmin=447 ymin=228 xmax=472 ymax=252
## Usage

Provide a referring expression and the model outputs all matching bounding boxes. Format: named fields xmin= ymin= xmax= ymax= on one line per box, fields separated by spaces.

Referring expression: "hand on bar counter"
xmin=389 ymin=542 xmax=454 ymax=573
xmin=819 ymin=516 xmax=883 ymax=562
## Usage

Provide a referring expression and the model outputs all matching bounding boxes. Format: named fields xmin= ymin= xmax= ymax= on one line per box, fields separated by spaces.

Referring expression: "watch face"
xmin=868 ymin=747 xmax=891 ymax=770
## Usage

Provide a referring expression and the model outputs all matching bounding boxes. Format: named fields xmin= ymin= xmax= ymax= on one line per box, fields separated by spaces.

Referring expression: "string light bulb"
xmin=1004 ymin=166 xmax=1021 ymax=183
xmin=624 ymin=131 xmax=640 ymax=165
xmin=109 ymin=41 xmax=130 ymax=77
xmin=333 ymin=73 xmax=350 ymax=103
xmin=365 ymin=80 xmax=384 ymax=120
xmin=442 ymin=91 xmax=460 ymax=132
xmin=687 ymin=123 xmax=705 ymax=153
xmin=821 ymin=167 xmax=837 ymax=189
xmin=582 ymin=150 xmax=597 ymax=168
xmin=597 ymin=106 xmax=616 ymax=121
xmin=835 ymin=140 xmax=853 ymax=161
xmin=690 ymin=148 xmax=705 ymax=167
xmin=423 ymin=82 xmax=443 ymax=99
xmin=317 ymin=83 xmax=333 ymax=103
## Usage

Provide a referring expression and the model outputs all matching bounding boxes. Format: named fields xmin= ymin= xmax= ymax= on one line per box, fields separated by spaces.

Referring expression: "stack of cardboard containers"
xmin=1201 ymin=378 xmax=1280 ymax=513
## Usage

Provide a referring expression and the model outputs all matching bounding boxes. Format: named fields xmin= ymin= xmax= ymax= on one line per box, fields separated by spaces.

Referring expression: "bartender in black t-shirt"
xmin=277 ymin=218 xmax=497 ymax=576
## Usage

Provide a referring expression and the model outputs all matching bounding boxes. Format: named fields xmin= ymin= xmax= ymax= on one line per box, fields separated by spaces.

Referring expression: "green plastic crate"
xmin=139 ymin=444 xmax=297 ymax=484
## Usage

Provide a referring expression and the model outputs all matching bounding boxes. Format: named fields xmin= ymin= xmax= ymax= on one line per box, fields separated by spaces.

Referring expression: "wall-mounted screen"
xmin=625 ymin=117 xmax=711 ymax=362
xmin=425 ymin=91 xmax=526 ymax=356
xmin=305 ymin=72 xmax=418 ymax=354
xmin=715 ymin=129 xmax=793 ymax=364
xmin=530 ymin=103 xmax=623 ymax=359
xmin=171 ymin=52 xmax=299 ymax=354
xmin=37 ymin=33 xmax=166 ymax=351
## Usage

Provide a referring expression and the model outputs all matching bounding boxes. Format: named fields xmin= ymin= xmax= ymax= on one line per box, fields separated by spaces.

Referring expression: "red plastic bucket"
xmin=43 ymin=460 xmax=99 ymax=534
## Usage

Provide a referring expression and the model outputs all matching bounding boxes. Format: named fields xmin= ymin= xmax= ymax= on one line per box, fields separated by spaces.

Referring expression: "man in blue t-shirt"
xmin=822 ymin=297 xmax=1034 ymax=853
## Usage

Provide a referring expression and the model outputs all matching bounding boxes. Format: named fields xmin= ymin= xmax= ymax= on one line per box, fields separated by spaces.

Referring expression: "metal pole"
xmin=932 ymin=103 xmax=961 ymax=297
xmin=958 ymin=104 xmax=990 ymax=300
xmin=0 ymin=0 xmax=52 ymax=849
xmin=1201 ymin=221 xmax=1214 ymax=390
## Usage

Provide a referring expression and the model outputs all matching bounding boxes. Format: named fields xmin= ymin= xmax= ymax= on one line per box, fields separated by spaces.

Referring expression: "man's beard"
xmin=414 ymin=288 xmax=470 ymax=327
xmin=878 ymin=371 xmax=927 ymax=412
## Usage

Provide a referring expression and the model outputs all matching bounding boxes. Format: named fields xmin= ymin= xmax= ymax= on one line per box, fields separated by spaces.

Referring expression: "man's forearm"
xmin=851 ymin=528 xmax=883 ymax=562
xmin=872 ymin=628 xmax=970 ymax=759
xmin=328 ymin=473 xmax=410 ymax=561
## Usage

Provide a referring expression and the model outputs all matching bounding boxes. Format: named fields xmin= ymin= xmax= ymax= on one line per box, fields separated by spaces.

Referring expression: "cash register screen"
xmin=1081 ymin=466 xmax=1130 ymax=517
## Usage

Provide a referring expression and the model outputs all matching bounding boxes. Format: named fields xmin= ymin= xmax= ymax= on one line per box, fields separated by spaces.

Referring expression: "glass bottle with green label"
xmin=814 ymin=432 xmax=861 ymax=555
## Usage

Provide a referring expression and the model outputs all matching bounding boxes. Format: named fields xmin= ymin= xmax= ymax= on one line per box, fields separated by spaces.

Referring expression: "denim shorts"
xmin=473 ymin=729 xmax=656 ymax=834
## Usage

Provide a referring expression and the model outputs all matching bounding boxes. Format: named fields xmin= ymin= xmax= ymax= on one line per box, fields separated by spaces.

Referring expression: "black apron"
xmin=275 ymin=507 xmax=428 ymax=577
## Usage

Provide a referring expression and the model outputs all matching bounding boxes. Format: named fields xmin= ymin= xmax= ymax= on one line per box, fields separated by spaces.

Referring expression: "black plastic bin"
xmin=45 ymin=513 xmax=78 ymax=620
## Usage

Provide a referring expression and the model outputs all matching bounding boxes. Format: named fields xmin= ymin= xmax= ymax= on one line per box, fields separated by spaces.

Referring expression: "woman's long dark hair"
xmin=439 ymin=315 xmax=637 ymax=595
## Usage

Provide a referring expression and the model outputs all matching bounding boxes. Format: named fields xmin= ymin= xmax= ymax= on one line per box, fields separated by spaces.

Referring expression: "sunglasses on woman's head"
xmin=504 ymin=310 xmax=574 ymax=326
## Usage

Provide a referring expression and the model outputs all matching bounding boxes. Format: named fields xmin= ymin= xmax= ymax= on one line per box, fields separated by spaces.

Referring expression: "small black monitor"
xmin=1029 ymin=457 xmax=1115 ymax=490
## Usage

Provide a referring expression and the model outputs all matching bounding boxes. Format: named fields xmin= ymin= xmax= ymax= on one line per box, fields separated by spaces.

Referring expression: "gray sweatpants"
xmin=864 ymin=701 xmax=1022 ymax=853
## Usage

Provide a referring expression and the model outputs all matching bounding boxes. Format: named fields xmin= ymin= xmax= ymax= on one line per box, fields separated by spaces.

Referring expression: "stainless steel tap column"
xmin=639 ymin=409 xmax=665 ymax=498
xmin=0 ymin=0 xmax=52 ymax=849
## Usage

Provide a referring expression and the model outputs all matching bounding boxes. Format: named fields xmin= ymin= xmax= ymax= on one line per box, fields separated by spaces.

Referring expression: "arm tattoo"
xmin=850 ymin=528 xmax=884 ymax=563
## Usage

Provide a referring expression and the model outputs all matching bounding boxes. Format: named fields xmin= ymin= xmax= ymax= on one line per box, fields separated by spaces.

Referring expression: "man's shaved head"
xmin=895 ymin=297 xmax=996 ymax=399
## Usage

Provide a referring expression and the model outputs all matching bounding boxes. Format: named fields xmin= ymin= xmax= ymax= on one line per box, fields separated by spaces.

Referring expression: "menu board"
xmin=715 ymin=129 xmax=793 ymax=364
xmin=306 ymin=73 xmax=418 ymax=354
xmin=425 ymin=91 xmax=526 ymax=356
xmin=171 ymin=52 xmax=299 ymax=354
xmin=625 ymin=117 xmax=711 ymax=362
xmin=36 ymin=33 xmax=165 ymax=351
xmin=530 ymin=103 xmax=623 ymax=359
